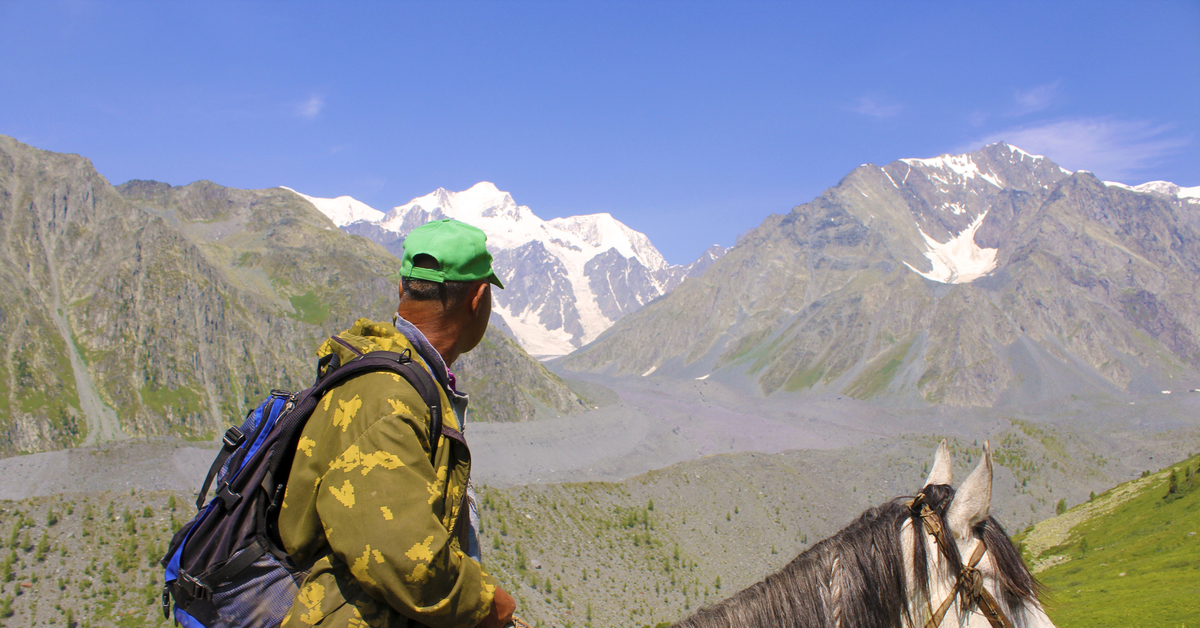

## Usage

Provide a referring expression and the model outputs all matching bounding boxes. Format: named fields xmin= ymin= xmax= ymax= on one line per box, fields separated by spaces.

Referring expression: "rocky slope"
xmin=0 ymin=136 xmax=585 ymax=454
xmin=303 ymin=183 xmax=723 ymax=357
xmin=560 ymin=143 xmax=1200 ymax=406
xmin=455 ymin=326 xmax=592 ymax=421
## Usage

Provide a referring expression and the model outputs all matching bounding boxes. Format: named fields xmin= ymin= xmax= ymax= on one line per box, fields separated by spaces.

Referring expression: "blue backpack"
xmin=161 ymin=345 xmax=442 ymax=628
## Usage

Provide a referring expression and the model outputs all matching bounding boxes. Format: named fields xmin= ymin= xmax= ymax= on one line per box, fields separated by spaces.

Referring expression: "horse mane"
xmin=671 ymin=484 xmax=1043 ymax=628
xmin=978 ymin=502 xmax=1044 ymax=614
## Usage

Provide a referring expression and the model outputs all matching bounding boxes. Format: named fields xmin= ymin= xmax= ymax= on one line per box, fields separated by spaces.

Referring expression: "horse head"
xmin=671 ymin=441 xmax=1059 ymax=628
xmin=910 ymin=440 xmax=1056 ymax=628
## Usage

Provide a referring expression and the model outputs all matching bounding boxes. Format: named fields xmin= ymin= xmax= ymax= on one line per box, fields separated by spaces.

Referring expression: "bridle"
xmin=907 ymin=494 xmax=1016 ymax=628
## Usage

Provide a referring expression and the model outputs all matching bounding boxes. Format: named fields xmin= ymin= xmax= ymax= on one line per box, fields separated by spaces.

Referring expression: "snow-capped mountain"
xmin=884 ymin=143 xmax=1070 ymax=284
xmin=1103 ymin=179 xmax=1200 ymax=202
xmin=281 ymin=187 xmax=385 ymax=225
xmin=295 ymin=182 xmax=721 ymax=357
xmin=562 ymin=142 xmax=1200 ymax=407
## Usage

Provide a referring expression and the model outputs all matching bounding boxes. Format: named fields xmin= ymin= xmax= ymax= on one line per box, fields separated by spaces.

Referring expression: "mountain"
xmin=307 ymin=182 xmax=722 ymax=357
xmin=560 ymin=143 xmax=1200 ymax=406
xmin=0 ymin=136 xmax=586 ymax=455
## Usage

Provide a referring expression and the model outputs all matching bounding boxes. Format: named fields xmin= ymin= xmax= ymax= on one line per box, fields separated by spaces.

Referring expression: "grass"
xmin=783 ymin=362 xmax=825 ymax=392
xmin=845 ymin=335 xmax=913 ymax=399
xmin=0 ymin=490 xmax=188 ymax=627
xmin=139 ymin=384 xmax=205 ymax=418
xmin=718 ymin=329 xmax=772 ymax=367
xmin=0 ymin=430 xmax=1176 ymax=627
xmin=288 ymin=290 xmax=329 ymax=325
xmin=1024 ymin=454 xmax=1200 ymax=627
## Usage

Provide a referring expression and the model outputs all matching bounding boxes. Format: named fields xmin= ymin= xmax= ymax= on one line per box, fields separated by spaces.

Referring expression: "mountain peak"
xmin=281 ymin=186 xmax=386 ymax=227
xmin=989 ymin=142 xmax=1046 ymax=161
xmin=466 ymin=180 xmax=501 ymax=194
xmin=900 ymin=151 xmax=1005 ymax=188
xmin=563 ymin=142 xmax=1200 ymax=409
xmin=394 ymin=181 xmax=525 ymax=227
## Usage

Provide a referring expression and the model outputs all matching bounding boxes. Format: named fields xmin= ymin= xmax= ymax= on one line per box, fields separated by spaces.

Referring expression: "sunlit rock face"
xmin=0 ymin=136 xmax=592 ymax=454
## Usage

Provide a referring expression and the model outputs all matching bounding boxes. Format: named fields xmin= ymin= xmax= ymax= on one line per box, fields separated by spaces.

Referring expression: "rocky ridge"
xmin=0 ymin=136 xmax=586 ymax=454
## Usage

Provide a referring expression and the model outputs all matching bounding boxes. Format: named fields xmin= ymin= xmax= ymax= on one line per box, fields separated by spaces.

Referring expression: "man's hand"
xmin=478 ymin=587 xmax=516 ymax=628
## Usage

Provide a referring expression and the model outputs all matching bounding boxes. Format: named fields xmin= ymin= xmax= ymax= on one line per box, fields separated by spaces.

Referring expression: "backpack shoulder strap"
xmin=194 ymin=425 xmax=248 ymax=511
xmin=305 ymin=348 xmax=444 ymax=459
xmin=257 ymin=348 xmax=446 ymax=527
xmin=391 ymin=353 xmax=443 ymax=458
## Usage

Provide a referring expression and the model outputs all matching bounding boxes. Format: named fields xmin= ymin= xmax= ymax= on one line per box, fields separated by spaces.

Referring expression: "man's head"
xmin=398 ymin=219 xmax=503 ymax=364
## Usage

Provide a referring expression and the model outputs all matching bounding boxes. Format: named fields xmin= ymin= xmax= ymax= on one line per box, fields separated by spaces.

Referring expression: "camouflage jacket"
xmin=278 ymin=318 xmax=496 ymax=628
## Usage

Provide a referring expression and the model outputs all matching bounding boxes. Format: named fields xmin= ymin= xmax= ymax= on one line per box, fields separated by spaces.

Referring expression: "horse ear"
xmin=923 ymin=439 xmax=953 ymax=487
xmin=946 ymin=442 xmax=993 ymax=540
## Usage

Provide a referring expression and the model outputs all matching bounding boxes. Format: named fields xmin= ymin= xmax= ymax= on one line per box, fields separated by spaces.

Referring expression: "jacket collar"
xmin=390 ymin=314 xmax=452 ymax=392
xmin=317 ymin=317 xmax=448 ymax=390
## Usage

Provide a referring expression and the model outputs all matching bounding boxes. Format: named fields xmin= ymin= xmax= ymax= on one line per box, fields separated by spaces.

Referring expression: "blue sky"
xmin=2 ymin=1 xmax=1197 ymax=264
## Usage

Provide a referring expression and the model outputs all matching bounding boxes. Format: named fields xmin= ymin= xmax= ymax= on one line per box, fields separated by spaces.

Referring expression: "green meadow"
xmin=1020 ymin=453 xmax=1200 ymax=628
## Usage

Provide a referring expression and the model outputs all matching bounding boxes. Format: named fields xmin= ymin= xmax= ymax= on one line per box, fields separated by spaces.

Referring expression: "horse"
xmin=670 ymin=441 xmax=1056 ymax=628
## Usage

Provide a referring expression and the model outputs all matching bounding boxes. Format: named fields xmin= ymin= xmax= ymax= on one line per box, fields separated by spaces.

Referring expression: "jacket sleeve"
xmin=314 ymin=403 xmax=496 ymax=628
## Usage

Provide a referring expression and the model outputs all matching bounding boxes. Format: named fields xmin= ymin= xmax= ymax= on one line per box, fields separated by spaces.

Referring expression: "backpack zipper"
xmin=270 ymin=390 xmax=297 ymax=415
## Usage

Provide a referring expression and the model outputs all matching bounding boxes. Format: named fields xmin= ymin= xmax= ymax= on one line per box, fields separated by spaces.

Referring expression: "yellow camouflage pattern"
xmin=278 ymin=319 xmax=493 ymax=628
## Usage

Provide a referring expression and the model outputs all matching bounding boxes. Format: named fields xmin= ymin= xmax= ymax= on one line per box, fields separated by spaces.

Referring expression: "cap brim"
xmin=488 ymin=273 xmax=504 ymax=289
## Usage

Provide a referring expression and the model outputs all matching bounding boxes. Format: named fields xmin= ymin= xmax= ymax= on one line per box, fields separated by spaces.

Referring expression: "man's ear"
xmin=468 ymin=281 xmax=489 ymax=315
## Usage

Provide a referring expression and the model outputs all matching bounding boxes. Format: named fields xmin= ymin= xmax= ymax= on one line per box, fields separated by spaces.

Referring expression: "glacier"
xmin=904 ymin=211 xmax=999 ymax=284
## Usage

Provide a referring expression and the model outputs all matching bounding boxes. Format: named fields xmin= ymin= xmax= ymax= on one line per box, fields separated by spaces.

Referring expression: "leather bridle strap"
xmin=909 ymin=500 xmax=1016 ymax=628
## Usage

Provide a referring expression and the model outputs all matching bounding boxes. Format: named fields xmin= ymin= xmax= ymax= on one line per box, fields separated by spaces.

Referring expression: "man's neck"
xmin=396 ymin=303 xmax=462 ymax=366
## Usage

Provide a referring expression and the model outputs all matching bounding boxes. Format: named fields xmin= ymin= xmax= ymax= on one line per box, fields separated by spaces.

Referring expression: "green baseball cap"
xmin=401 ymin=219 xmax=504 ymax=288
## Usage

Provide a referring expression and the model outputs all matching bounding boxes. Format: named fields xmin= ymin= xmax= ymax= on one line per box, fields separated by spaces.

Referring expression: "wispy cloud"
xmin=851 ymin=96 xmax=902 ymax=119
xmin=1010 ymin=81 xmax=1059 ymax=116
xmin=968 ymin=117 xmax=1190 ymax=181
xmin=297 ymin=94 xmax=325 ymax=120
xmin=967 ymin=110 xmax=990 ymax=127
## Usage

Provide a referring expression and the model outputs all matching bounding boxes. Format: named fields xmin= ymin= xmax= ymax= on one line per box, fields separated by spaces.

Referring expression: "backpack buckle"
xmin=216 ymin=482 xmax=242 ymax=509
xmin=162 ymin=584 xmax=174 ymax=619
xmin=179 ymin=572 xmax=212 ymax=601
xmin=222 ymin=426 xmax=245 ymax=450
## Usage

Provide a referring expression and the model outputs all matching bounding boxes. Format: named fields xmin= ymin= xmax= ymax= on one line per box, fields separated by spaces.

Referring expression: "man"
xmin=278 ymin=219 xmax=517 ymax=628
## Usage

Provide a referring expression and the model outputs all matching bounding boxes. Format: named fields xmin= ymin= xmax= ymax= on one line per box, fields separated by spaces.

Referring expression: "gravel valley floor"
xmin=0 ymin=375 xmax=1196 ymax=627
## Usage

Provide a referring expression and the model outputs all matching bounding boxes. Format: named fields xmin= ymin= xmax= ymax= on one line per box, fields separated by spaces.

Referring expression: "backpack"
xmin=160 ymin=344 xmax=443 ymax=628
